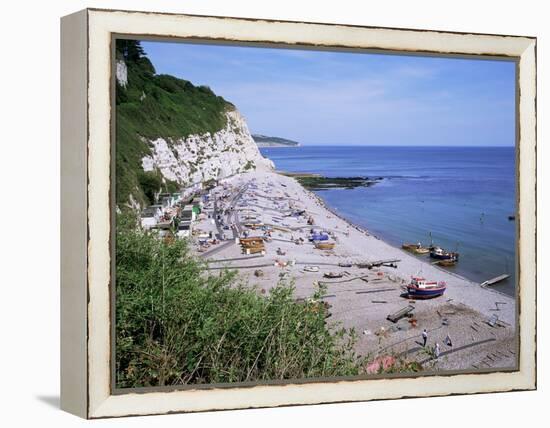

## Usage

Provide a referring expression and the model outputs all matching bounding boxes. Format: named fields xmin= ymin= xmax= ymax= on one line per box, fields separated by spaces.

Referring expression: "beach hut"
xmin=140 ymin=206 xmax=162 ymax=230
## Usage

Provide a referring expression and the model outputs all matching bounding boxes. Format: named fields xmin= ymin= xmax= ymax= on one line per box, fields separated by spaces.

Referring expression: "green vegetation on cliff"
xmin=115 ymin=40 xmax=232 ymax=207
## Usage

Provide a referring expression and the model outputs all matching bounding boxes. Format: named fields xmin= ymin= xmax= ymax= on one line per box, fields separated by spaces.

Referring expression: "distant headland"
xmin=252 ymin=134 xmax=300 ymax=147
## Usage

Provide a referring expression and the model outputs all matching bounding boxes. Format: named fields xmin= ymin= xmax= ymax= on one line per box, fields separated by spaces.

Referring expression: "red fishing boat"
xmin=406 ymin=276 xmax=447 ymax=299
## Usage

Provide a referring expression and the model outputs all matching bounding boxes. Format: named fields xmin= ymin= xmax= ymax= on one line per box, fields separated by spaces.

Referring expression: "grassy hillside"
xmin=115 ymin=40 xmax=233 ymax=207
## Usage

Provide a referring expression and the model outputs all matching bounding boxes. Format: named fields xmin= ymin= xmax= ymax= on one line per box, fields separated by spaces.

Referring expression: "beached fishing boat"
xmin=245 ymin=246 xmax=265 ymax=255
xmin=324 ymin=272 xmax=343 ymax=279
xmin=314 ymin=242 xmax=335 ymax=250
xmin=402 ymin=242 xmax=430 ymax=254
xmin=406 ymin=276 xmax=447 ymax=299
xmin=338 ymin=261 xmax=353 ymax=267
xmin=433 ymin=257 xmax=458 ymax=267
xmin=303 ymin=265 xmax=319 ymax=272
xmin=239 ymin=237 xmax=265 ymax=247
xmin=310 ymin=232 xmax=329 ymax=241
xmin=429 ymin=246 xmax=459 ymax=260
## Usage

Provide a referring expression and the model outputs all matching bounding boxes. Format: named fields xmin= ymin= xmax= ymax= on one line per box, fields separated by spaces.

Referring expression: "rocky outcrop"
xmin=141 ymin=109 xmax=274 ymax=187
xmin=116 ymin=60 xmax=128 ymax=88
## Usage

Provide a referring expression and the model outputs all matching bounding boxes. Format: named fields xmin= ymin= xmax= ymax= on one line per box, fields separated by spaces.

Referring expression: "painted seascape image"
xmin=114 ymin=39 xmax=517 ymax=389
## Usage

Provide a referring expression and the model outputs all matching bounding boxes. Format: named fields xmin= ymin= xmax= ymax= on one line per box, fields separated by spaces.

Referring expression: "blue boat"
xmin=406 ymin=276 xmax=447 ymax=299
xmin=310 ymin=233 xmax=329 ymax=241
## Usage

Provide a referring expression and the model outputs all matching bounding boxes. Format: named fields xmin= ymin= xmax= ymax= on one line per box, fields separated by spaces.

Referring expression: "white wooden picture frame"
xmin=60 ymin=8 xmax=536 ymax=419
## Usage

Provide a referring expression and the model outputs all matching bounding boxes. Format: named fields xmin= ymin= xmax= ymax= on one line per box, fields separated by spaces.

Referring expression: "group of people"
xmin=422 ymin=329 xmax=453 ymax=360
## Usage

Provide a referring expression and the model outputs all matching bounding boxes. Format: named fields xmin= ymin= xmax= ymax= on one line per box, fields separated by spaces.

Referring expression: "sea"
xmin=260 ymin=146 xmax=516 ymax=297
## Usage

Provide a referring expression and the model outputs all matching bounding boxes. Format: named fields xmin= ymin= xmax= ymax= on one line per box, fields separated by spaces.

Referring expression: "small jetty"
xmin=481 ymin=274 xmax=510 ymax=287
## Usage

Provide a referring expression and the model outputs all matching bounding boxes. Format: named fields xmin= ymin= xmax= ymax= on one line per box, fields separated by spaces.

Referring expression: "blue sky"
xmin=141 ymin=40 xmax=516 ymax=146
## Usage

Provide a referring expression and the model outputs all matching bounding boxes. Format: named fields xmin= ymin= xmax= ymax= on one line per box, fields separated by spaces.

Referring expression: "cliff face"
xmin=115 ymin=40 xmax=273 ymax=209
xmin=141 ymin=110 xmax=273 ymax=186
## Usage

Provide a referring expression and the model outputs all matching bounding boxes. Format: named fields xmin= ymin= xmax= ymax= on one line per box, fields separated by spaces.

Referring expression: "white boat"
xmin=303 ymin=265 xmax=319 ymax=273
xmin=407 ymin=276 xmax=447 ymax=299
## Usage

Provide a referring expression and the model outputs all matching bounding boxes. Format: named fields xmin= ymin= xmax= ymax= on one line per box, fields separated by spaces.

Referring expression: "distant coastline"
xmin=252 ymin=134 xmax=300 ymax=147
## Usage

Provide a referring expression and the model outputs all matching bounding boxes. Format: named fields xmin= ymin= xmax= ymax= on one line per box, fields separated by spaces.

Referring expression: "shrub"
xmin=137 ymin=171 xmax=162 ymax=205
xmin=115 ymin=214 xmax=361 ymax=388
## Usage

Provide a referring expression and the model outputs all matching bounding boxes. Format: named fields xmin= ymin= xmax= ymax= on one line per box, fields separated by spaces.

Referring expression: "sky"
xmin=141 ymin=40 xmax=516 ymax=146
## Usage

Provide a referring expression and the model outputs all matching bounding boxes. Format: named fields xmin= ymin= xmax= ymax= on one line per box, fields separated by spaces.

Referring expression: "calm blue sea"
xmin=260 ymin=146 xmax=516 ymax=296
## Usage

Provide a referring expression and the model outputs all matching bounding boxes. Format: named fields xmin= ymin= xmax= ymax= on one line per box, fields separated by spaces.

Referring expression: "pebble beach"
xmin=194 ymin=170 xmax=517 ymax=373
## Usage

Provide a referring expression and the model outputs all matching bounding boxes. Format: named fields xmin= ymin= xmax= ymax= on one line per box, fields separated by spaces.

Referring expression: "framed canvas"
xmin=60 ymin=8 xmax=537 ymax=419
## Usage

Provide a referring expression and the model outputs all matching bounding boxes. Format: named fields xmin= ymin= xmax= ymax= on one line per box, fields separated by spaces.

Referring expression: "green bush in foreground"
xmin=115 ymin=215 xmax=361 ymax=388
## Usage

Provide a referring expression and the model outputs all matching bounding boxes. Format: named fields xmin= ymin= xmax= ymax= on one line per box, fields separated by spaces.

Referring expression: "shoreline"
xmin=192 ymin=169 xmax=517 ymax=371
xmin=307 ymin=186 xmax=514 ymax=298
xmin=263 ymin=146 xmax=516 ymax=298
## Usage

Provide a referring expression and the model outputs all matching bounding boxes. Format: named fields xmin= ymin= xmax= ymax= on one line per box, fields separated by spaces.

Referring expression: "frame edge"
xmin=83 ymin=9 xmax=538 ymax=418
xmin=60 ymin=8 xmax=89 ymax=419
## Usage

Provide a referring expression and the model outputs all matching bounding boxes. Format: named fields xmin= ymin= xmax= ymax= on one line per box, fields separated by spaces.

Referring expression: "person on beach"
xmin=434 ymin=343 xmax=441 ymax=359
xmin=422 ymin=329 xmax=428 ymax=347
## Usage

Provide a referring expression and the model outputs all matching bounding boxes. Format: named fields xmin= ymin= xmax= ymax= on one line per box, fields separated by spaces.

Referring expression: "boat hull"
xmin=407 ymin=285 xmax=446 ymax=299
xmin=402 ymin=243 xmax=430 ymax=254
xmin=315 ymin=242 xmax=335 ymax=250
xmin=435 ymin=259 xmax=457 ymax=267
xmin=430 ymin=252 xmax=457 ymax=260
xmin=413 ymin=248 xmax=430 ymax=254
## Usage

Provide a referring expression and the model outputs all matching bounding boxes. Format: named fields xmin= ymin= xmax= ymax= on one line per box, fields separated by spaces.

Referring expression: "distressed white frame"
xmin=61 ymin=8 xmax=536 ymax=419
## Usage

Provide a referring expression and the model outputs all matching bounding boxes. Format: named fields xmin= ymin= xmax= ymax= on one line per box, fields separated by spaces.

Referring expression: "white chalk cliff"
xmin=116 ymin=60 xmax=128 ymax=88
xmin=140 ymin=109 xmax=274 ymax=187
